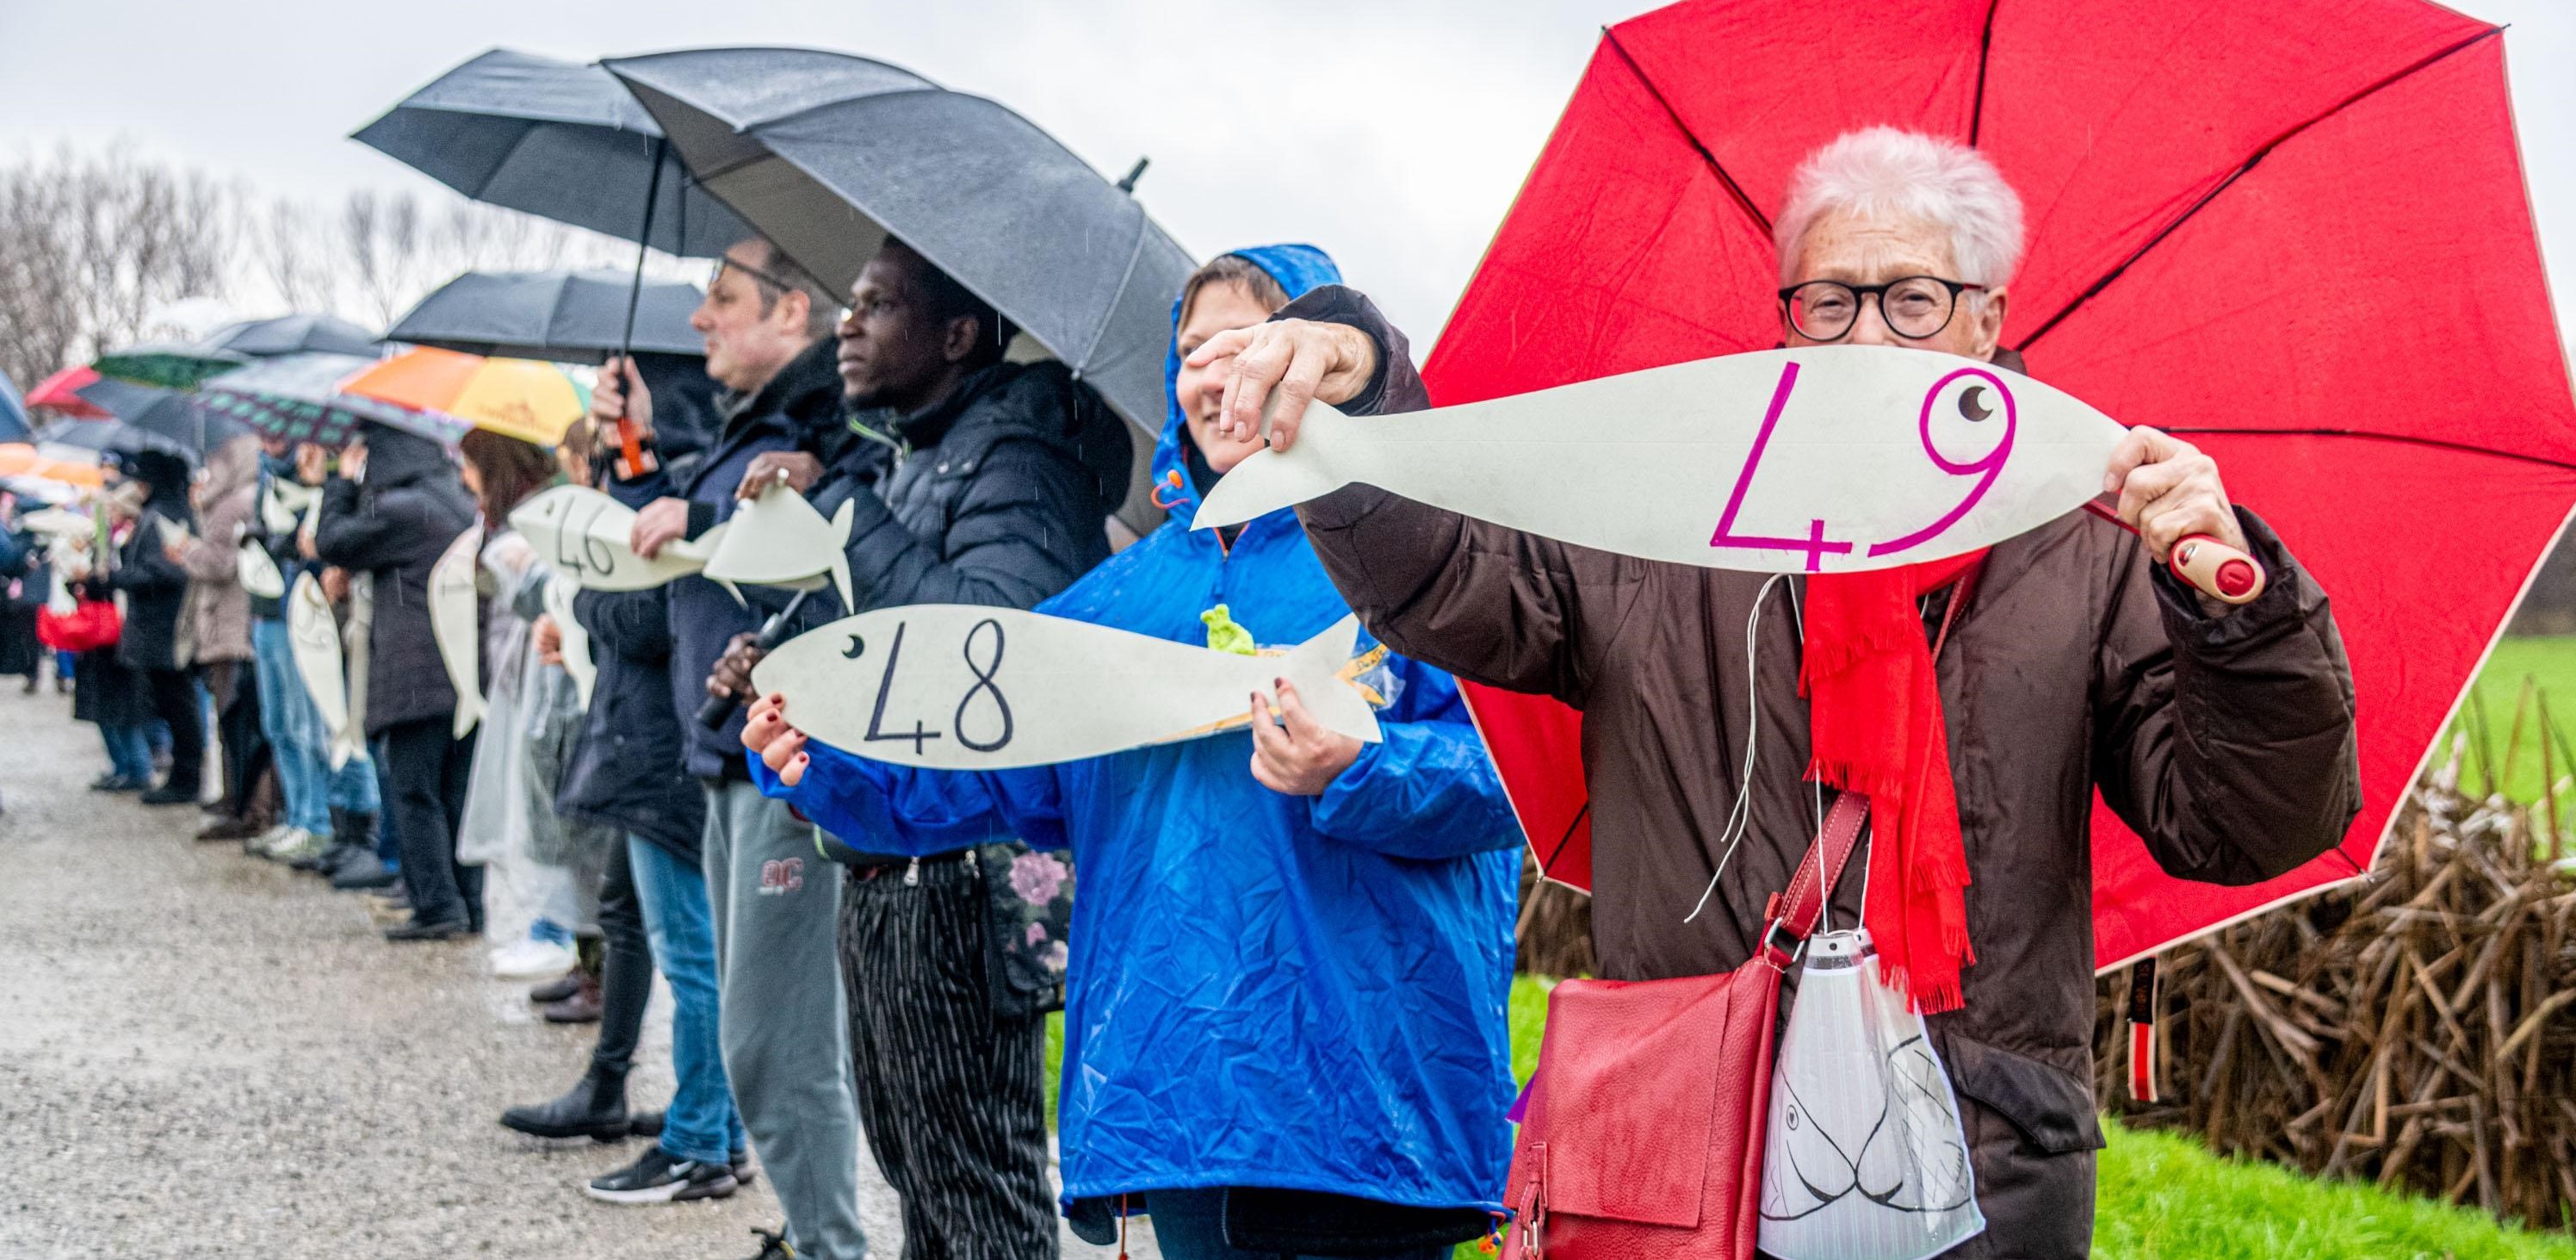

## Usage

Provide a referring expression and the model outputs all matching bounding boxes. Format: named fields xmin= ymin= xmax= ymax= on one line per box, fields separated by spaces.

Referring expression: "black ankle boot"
xmin=498 ymin=1067 xmax=631 ymax=1142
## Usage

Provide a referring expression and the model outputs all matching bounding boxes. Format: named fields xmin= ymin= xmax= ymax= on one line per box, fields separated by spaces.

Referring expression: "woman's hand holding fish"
xmin=743 ymin=692 xmax=810 ymax=786
xmin=1248 ymin=678 xmax=1363 ymax=797
xmin=2105 ymin=425 xmax=2244 ymax=557
xmin=1193 ymin=318 xmax=1379 ymax=454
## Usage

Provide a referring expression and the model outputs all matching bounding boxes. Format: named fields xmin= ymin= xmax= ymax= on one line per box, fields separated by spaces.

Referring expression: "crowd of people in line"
xmin=0 ymin=126 xmax=2360 ymax=1260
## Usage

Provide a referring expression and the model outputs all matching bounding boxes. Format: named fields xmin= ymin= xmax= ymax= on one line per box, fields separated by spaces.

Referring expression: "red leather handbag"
xmin=36 ymin=599 xmax=121 ymax=653
xmin=1502 ymin=791 xmax=1869 ymax=1260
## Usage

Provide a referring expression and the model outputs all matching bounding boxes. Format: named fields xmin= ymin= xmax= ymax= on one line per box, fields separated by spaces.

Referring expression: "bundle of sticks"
xmin=2096 ymin=730 xmax=2576 ymax=1230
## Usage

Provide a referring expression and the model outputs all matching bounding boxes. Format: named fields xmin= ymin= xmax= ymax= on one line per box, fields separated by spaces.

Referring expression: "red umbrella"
xmin=24 ymin=366 xmax=109 ymax=419
xmin=1426 ymin=0 xmax=2576 ymax=970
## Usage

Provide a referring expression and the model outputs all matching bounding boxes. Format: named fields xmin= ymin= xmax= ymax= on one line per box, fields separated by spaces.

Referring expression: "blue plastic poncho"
xmin=754 ymin=245 xmax=1522 ymax=1213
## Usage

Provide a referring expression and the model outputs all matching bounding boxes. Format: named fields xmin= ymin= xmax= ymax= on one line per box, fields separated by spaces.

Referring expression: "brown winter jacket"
xmin=176 ymin=434 xmax=259 ymax=665
xmin=1285 ymin=286 xmax=2362 ymax=1259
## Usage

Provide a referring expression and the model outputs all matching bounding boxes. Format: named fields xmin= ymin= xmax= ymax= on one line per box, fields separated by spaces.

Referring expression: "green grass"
xmin=2095 ymin=1122 xmax=2576 ymax=1259
xmin=2454 ymin=636 xmax=2576 ymax=804
xmin=1045 ymin=978 xmax=2573 ymax=1257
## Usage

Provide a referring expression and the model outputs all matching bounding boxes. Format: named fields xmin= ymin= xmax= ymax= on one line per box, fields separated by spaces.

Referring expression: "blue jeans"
xmin=1144 ymin=1190 xmax=1454 ymax=1260
xmin=100 ymin=723 xmax=152 ymax=781
xmin=629 ymin=835 xmax=743 ymax=1166
xmin=251 ymin=618 xmax=379 ymax=837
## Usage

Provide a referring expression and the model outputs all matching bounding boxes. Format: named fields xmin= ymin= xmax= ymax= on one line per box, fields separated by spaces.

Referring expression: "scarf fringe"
xmin=1875 ymin=963 xmax=1967 ymax=1016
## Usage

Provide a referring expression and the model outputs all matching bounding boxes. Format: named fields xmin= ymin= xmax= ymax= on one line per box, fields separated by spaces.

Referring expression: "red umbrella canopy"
xmin=1425 ymin=0 xmax=2576 ymax=969
xmin=24 ymin=365 xmax=110 ymax=419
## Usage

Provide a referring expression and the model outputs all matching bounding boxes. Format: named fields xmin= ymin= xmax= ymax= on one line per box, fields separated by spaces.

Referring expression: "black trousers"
xmin=841 ymin=856 xmax=1056 ymax=1260
xmin=202 ymin=660 xmax=267 ymax=818
xmin=140 ymin=666 xmax=205 ymax=795
xmin=380 ymin=717 xmax=480 ymax=928
xmin=590 ymin=837 xmax=654 ymax=1078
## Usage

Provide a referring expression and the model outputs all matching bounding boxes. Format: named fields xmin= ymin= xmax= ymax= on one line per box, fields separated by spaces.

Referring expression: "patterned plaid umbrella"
xmin=202 ymin=352 xmax=464 ymax=447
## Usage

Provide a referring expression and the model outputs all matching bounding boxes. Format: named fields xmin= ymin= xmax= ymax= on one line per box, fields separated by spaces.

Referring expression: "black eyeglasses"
xmin=710 ymin=255 xmax=810 ymax=298
xmin=1778 ymin=276 xmax=1985 ymax=342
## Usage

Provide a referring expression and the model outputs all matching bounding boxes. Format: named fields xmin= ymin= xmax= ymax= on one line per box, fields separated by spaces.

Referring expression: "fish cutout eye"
xmin=1958 ymin=385 xmax=1993 ymax=422
xmin=843 ymin=634 xmax=867 ymax=660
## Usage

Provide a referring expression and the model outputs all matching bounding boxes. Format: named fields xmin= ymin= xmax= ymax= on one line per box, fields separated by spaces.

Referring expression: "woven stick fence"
xmin=2096 ymin=683 xmax=2576 ymax=1231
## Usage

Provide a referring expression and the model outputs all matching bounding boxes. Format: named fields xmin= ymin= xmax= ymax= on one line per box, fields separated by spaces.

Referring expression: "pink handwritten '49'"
xmin=1706 ymin=362 xmax=2017 ymax=571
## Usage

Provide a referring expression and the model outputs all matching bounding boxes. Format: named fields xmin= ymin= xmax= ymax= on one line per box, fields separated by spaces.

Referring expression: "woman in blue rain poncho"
xmin=744 ymin=246 xmax=1520 ymax=1260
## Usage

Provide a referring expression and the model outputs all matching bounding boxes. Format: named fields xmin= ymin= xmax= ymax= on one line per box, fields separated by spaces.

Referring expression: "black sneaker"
xmin=583 ymin=1147 xmax=739 ymax=1205
xmin=383 ymin=917 xmax=470 ymax=942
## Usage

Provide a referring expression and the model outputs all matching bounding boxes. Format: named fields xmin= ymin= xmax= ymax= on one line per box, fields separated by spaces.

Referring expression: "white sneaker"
xmin=249 ymin=822 xmax=296 ymax=852
xmin=490 ymin=938 xmax=578 ymax=980
xmin=256 ymin=826 xmax=313 ymax=860
xmin=269 ymin=828 xmax=330 ymax=864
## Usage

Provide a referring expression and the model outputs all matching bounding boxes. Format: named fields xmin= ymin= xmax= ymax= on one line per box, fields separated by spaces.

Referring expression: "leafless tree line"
xmin=0 ymin=144 xmax=662 ymax=393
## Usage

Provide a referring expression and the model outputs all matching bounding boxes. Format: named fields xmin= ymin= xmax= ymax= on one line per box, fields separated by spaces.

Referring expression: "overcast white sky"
xmin=3 ymin=0 xmax=2571 ymax=348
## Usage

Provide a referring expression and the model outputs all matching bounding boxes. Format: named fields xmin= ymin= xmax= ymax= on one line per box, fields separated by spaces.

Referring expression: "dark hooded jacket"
xmin=313 ymin=424 xmax=477 ymax=736
xmin=559 ymin=582 xmax=704 ymax=861
xmin=664 ymin=334 xmax=846 ymax=778
xmin=108 ymin=450 xmax=197 ymax=673
xmin=1287 ymin=286 xmax=2362 ymax=1259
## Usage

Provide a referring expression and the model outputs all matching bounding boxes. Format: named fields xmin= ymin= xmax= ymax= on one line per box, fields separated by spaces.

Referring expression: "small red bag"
xmin=1502 ymin=791 xmax=1869 ymax=1260
xmin=37 ymin=599 xmax=121 ymax=653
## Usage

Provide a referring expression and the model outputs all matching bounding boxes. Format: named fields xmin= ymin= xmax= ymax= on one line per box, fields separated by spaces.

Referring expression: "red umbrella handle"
xmin=613 ymin=412 xmax=658 ymax=481
xmin=2083 ymin=499 xmax=2266 ymax=605
xmin=2170 ymin=534 xmax=2265 ymax=605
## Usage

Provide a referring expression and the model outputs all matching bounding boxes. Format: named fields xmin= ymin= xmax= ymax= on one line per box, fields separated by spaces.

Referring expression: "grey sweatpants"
xmin=703 ymin=779 xmax=869 ymax=1260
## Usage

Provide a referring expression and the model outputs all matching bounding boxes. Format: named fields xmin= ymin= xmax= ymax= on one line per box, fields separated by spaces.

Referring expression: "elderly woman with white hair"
xmin=1195 ymin=127 xmax=2359 ymax=1256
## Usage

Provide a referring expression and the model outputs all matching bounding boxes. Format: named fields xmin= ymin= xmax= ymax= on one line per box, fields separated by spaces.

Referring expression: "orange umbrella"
xmin=341 ymin=347 xmax=587 ymax=447
xmin=0 ymin=444 xmax=105 ymax=487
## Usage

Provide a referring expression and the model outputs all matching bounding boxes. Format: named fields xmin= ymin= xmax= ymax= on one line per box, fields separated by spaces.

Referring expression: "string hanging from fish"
xmin=1193 ymin=345 xmax=2263 ymax=602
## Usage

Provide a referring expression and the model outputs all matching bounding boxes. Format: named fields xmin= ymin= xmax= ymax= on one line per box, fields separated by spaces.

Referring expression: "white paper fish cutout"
xmin=754 ymin=605 xmax=1382 ymax=771
xmin=288 ymin=570 xmax=358 ymax=769
xmin=508 ymin=484 xmax=728 ymax=592
xmin=1759 ymin=930 xmax=1985 ymax=1260
xmin=542 ymin=573 xmax=597 ymax=710
xmin=429 ymin=524 xmax=484 ymax=739
xmin=237 ymin=541 xmax=287 ymax=600
xmin=1195 ymin=345 xmax=2126 ymax=574
xmin=701 ymin=486 xmax=854 ymax=611
xmin=17 ymin=507 xmax=94 ymax=538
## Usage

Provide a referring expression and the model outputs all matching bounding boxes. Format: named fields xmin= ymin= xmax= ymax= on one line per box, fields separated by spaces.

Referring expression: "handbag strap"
xmin=1758 ymin=791 xmax=1871 ymax=967
xmin=1757 ymin=558 xmax=1985 ymax=968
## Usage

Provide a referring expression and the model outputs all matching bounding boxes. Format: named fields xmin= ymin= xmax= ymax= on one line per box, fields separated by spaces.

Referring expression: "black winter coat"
xmin=808 ymin=358 xmax=1131 ymax=616
xmin=313 ymin=426 xmax=478 ymax=735
xmin=665 ymin=335 xmax=846 ymax=778
xmin=109 ymin=503 xmax=195 ymax=673
xmin=560 ymin=583 xmax=705 ymax=862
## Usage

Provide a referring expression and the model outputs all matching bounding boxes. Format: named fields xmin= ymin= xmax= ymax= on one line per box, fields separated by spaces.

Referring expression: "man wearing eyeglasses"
xmin=1189 ymin=127 xmax=2358 ymax=1257
xmin=560 ymin=237 xmax=872 ymax=1257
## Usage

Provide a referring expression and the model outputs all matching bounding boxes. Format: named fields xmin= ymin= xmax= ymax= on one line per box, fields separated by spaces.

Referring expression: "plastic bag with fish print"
xmin=1758 ymin=928 xmax=1985 ymax=1260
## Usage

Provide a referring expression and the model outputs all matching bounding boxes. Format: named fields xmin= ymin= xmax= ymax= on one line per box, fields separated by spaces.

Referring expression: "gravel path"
xmin=0 ymin=681 xmax=1153 ymax=1259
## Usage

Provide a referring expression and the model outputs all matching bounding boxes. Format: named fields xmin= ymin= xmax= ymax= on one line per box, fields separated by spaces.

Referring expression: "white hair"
xmin=1773 ymin=127 xmax=2026 ymax=294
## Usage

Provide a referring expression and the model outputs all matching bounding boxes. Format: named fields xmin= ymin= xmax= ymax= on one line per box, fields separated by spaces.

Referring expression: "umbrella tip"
xmin=1116 ymin=157 xmax=1149 ymax=195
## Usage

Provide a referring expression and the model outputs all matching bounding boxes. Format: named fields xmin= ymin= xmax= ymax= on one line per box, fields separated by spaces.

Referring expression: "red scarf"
xmin=1800 ymin=551 xmax=1983 ymax=1014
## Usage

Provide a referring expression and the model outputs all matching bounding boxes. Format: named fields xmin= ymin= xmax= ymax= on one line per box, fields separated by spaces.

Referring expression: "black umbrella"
xmin=386 ymin=269 xmax=704 ymax=364
xmin=40 ymin=413 xmax=195 ymax=462
xmin=71 ymin=377 xmax=244 ymax=460
xmin=601 ymin=47 xmax=1197 ymax=452
xmin=352 ymin=47 xmax=750 ymax=259
xmin=206 ymin=313 xmax=381 ymax=358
